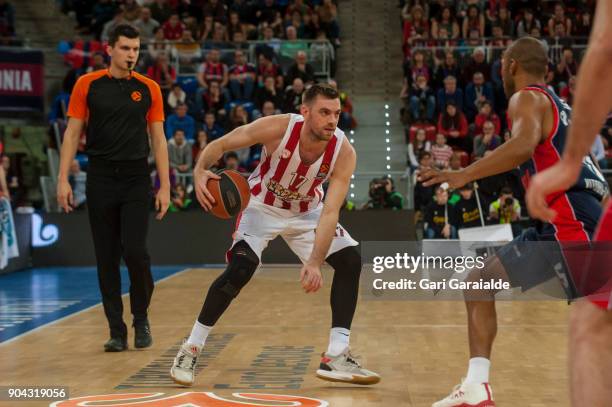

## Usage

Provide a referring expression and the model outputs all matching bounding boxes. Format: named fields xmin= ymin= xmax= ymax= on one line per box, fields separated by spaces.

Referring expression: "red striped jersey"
xmin=248 ymin=114 xmax=345 ymax=214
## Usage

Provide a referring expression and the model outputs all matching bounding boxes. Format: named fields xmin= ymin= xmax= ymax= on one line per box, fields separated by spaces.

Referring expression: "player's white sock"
xmin=327 ymin=327 xmax=350 ymax=356
xmin=465 ymin=357 xmax=491 ymax=384
xmin=187 ymin=321 xmax=212 ymax=347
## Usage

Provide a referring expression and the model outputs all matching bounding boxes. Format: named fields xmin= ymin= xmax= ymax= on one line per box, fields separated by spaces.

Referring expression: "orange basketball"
xmin=206 ymin=170 xmax=250 ymax=219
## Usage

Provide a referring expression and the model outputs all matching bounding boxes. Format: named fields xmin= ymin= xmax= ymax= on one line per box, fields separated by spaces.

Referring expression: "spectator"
xmin=201 ymin=80 xmax=228 ymax=120
xmin=288 ymin=10 xmax=305 ymax=38
xmin=169 ymin=184 xmax=192 ymax=212
xmin=168 ymin=129 xmax=193 ymax=175
xmin=166 ymin=103 xmax=196 ymax=141
xmin=223 ymin=151 xmax=247 ymax=173
xmin=409 ymin=74 xmax=436 ymax=123
xmin=281 ymin=25 xmax=309 ymax=59
xmin=437 ymin=102 xmax=469 ymax=151
xmin=461 ymin=5 xmax=484 ymax=39
xmin=473 ymin=120 xmax=502 ymax=159
xmin=402 ymin=5 xmax=429 ymax=55
xmin=122 ymin=0 xmax=141 ymax=22
xmin=285 ymin=51 xmax=315 ymax=86
xmin=229 ymin=49 xmax=257 ymax=101
xmin=146 ymin=53 xmax=176 ymax=92
xmin=0 ymin=0 xmax=15 ymax=38
xmin=1 ymin=156 xmax=18 ymax=202
xmin=199 ymin=14 xmax=215 ymax=41
xmin=328 ymin=79 xmax=356 ymax=131
xmin=591 ymin=134 xmax=608 ymax=170
xmin=437 ymin=75 xmax=464 ymax=112
xmin=431 ymin=133 xmax=454 ymax=169
xmin=192 ymin=129 xmax=208 ymax=163
xmin=257 ymin=25 xmax=282 ymax=57
xmin=256 ymin=0 xmax=283 ymax=29
xmin=257 ymin=53 xmax=284 ymax=88
xmin=162 ymin=13 xmax=184 ymax=41
xmin=549 ymin=21 xmax=574 ymax=50
xmin=560 ymin=75 xmax=576 ymax=105
xmin=413 ymin=151 xmax=435 ymax=212
xmin=172 ymin=29 xmax=202 ymax=63
xmin=516 ymin=8 xmax=540 ymax=38
xmin=495 ymin=7 xmax=513 ymax=37
xmin=433 ymin=51 xmax=461 ymax=90
xmin=548 ymin=2 xmax=572 ymax=37
xmin=101 ymin=9 xmax=127 ymax=42
xmin=408 ymin=128 xmax=431 ymax=171
xmin=449 ymin=152 xmax=463 ymax=171
xmin=147 ymin=27 xmax=172 ymax=61
xmin=86 ymin=52 xmax=107 ymax=73
xmin=452 ymin=182 xmax=483 ymax=230
xmin=68 ymin=159 xmax=87 ymax=209
xmin=283 ymin=77 xmax=305 ymax=113
xmin=167 ymin=83 xmax=186 ymax=110
xmin=553 ymin=47 xmax=578 ymax=92
xmin=255 ymin=75 xmax=284 ymax=114
xmin=431 ymin=6 xmax=460 ymax=39
xmin=473 ymin=100 xmax=501 ymax=136
xmin=286 ymin=0 xmax=312 ymax=19
xmin=489 ymin=186 xmax=521 ymax=224
xmin=133 ymin=7 xmax=159 ymax=42
xmin=316 ymin=0 xmax=340 ymax=46
xmin=203 ymin=111 xmax=225 ymax=141
xmin=464 ymin=71 xmax=494 ymax=121
xmin=149 ymin=0 xmax=173 ymax=27
xmin=462 ymin=47 xmax=491 ymax=84
xmin=303 ymin=10 xmax=322 ymax=40
xmin=574 ymin=8 xmax=592 ymax=38
xmin=91 ymin=0 xmax=116 ymax=40
xmin=203 ymin=0 xmax=228 ymax=23
xmin=197 ymin=48 xmax=229 ymax=90
xmin=227 ymin=11 xmax=247 ymax=40
xmin=424 ymin=186 xmax=457 ymax=239
xmin=404 ymin=49 xmax=430 ymax=88
xmin=209 ymin=21 xmax=229 ymax=47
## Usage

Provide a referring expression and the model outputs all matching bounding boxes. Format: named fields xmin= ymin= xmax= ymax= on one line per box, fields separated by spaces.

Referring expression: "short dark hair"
xmin=418 ymin=151 xmax=432 ymax=161
xmin=500 ymin=186 xmax=513 ymax=195
xmin=302 ymin=83 xmax=339 ymax=105
xmin=504 ymin=36 xmax=548 ymax=77
xmin=225 ymin=151 xmax=239 ymax=161
xmin=108 ymin=24 xmax=140 ymax=46
xmin=174 ymin=128 xmax=185 ymax=136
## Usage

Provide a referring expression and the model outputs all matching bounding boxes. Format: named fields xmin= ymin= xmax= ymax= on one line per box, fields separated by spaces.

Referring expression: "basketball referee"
xmin=57 ymin=24 xmax=170 ymax=352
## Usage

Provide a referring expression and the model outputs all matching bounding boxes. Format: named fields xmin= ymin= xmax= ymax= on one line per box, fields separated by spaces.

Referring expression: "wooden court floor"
xmin=0 ymin=266 xmax=570 ymax=406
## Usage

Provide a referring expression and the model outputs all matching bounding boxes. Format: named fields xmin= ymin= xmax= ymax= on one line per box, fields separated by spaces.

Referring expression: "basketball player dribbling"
xmin=170 ymin=84 xmax=380 ymax=386
xmin=526 ymin=1 xmax=612 ymax=405
xmin=419 ymin=36 xmax=608 ymax=406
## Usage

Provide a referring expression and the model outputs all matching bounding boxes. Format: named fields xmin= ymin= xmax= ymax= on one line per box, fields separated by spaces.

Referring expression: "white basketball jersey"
xmin=248 ymin=114 xmax=345 ymax=214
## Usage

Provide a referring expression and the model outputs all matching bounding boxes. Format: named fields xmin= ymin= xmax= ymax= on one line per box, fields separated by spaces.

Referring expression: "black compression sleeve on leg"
xmin=326 ymin=246 xmax=362 ymax=330
xmin=198 ymin=240 xmax=259 ymax=326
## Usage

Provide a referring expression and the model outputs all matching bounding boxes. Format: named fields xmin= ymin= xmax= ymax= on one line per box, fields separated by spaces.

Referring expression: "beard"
xmin=502 ymin=70 xmax=516 ymax=99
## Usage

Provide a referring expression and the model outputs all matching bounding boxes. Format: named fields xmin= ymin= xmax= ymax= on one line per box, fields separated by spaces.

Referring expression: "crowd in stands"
xmin=49 ymin=0 xmax=355 ymax=211
xmin=399 ymin=0 xmax=611 ymax=238
xmin=0 ymin=0 xmax=19 ymax=45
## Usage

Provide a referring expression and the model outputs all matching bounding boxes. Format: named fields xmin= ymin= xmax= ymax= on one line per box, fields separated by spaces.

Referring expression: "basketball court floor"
xmin=0 ymin=265 xmax=570 ymax=406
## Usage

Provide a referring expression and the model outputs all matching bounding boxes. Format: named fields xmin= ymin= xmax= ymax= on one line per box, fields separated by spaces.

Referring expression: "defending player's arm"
xmin=420 ymin=91 xmax=544 ymax=188
xmin=193 ymin=114 xmax=291 ymax=210
xmin=300 ymin=140 xmax=356 ymax=293
xmin=527 ymin=1 xmax=612 ymax=221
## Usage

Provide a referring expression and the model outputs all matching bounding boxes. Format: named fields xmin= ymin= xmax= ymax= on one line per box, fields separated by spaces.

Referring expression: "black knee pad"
xmin=217 ymin=240 xmax=259 ymax=298
xmin=327 ymin=246 xmax=362 ymax=276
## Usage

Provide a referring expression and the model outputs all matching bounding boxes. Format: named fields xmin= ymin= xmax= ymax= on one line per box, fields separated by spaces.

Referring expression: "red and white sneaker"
xmin=432 ymin=380 xmax=495 ymax=407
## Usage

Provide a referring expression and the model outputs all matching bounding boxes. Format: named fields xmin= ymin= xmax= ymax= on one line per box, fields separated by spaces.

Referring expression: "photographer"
xmin=364 ymin=176 xmax=404 ymax=210
xmin=452 ymin=182 xmax=483 ymax=231
xmin=489 ymin=186 xmax=521 ymax=225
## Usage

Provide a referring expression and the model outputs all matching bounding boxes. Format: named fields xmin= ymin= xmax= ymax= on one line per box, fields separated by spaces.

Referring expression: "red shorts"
xmin=590 ymin=201 xmax=612 ymax=310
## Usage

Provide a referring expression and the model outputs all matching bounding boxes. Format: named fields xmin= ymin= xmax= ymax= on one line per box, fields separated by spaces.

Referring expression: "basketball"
xmin=207 ymin=170 xmax=250 ymax=219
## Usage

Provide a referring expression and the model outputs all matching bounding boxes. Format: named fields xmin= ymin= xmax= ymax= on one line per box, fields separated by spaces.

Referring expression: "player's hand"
xmin=155 ymin=185 xmax=170 ymax=220
xmin=300 ymin=262 xmax=323 ymax=293
xmin=419 ymin=168 xmax=468 ymax=189
xmin=57 ymin=179 xmax=74 ymax=213
xmin=526 ymin=159 xmax=580 ymax=222
xmin=194 ymin=168 xmax=221 ymax=211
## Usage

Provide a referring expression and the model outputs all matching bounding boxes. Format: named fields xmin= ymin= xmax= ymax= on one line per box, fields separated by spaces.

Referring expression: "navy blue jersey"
xmin=513 ymin=85 xmax=609 ymax=240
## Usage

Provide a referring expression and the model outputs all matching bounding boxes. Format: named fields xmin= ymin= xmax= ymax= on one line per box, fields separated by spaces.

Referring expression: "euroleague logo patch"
xmin=131 ymin=91 xmax=142 ymax=102
xmin=50 ymin=392 xmax=329 ymax=406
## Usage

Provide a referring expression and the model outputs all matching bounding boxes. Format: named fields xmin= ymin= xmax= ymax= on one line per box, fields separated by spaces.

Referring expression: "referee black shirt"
xmin=67 ymin=69 xmax=164 ymax=161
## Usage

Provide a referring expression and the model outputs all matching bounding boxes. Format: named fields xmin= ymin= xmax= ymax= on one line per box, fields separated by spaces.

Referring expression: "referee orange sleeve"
xmin=146 ymin=80 xmax=165 ymax=123
xmin=66 ymin=76 xmax=89 ymax=120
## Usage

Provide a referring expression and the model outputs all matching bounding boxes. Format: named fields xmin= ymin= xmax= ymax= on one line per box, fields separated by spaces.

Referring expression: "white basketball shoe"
xmin=432 ymin=379 xmax=495 ymax=407
xmin=170 ymin=341 xmax=202 ymax=387
xmin=316 ymin=347 xmax=381 ymax=385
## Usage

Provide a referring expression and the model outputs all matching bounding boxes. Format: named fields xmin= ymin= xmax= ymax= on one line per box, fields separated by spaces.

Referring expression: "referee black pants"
xmin=86 ymin=157 xmax=153 ymax=339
